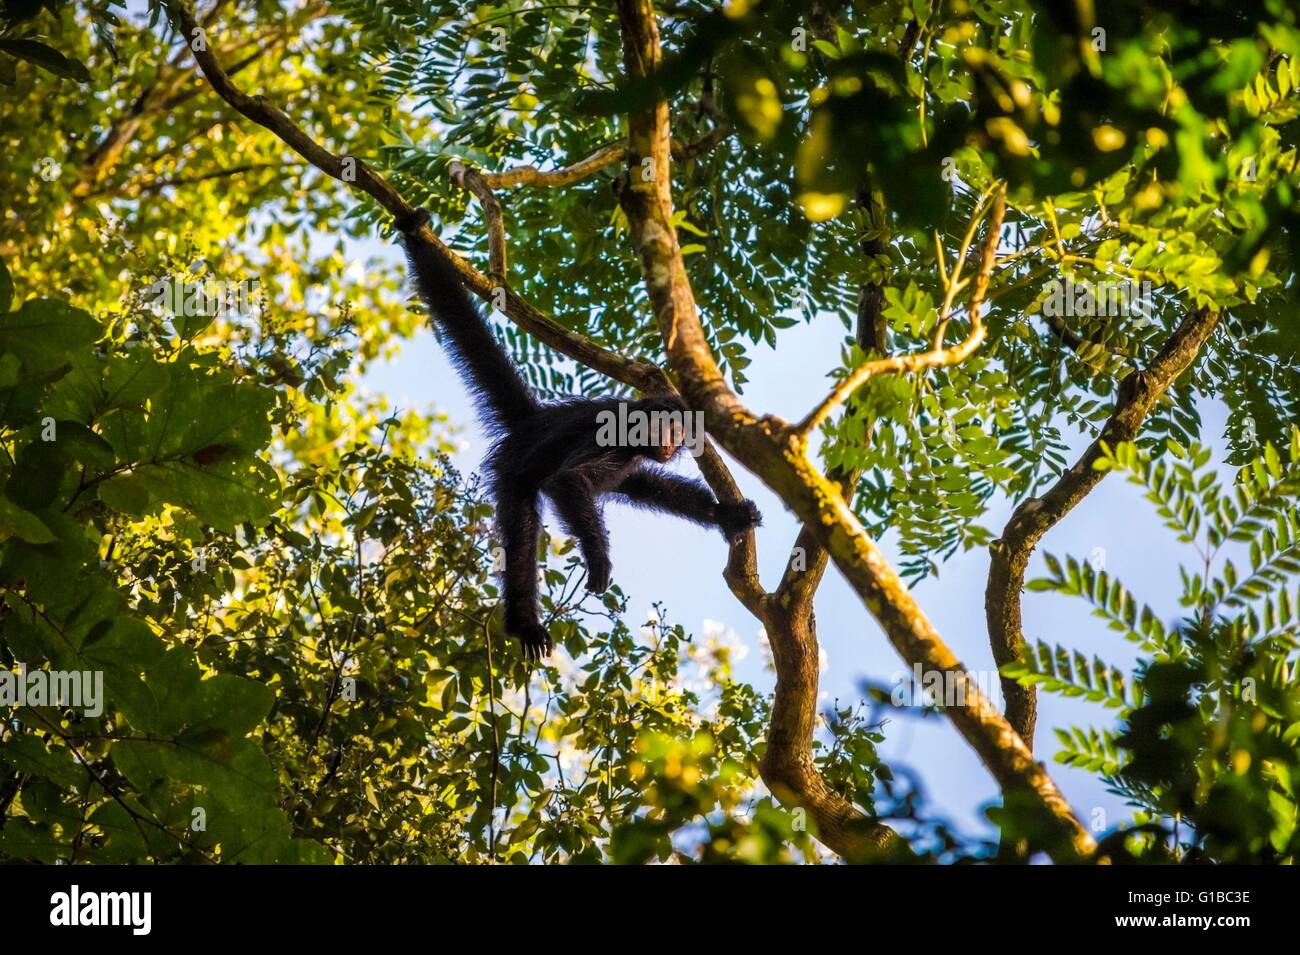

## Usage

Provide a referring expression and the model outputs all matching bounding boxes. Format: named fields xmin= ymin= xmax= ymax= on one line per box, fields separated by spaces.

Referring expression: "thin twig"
xmin=793 ymin=187 xmax=1006 ymax=438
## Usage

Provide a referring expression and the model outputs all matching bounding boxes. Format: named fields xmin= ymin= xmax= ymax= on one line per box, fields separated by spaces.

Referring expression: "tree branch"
xmin=451 ymin=161 xmax=508 ymax=282
xmin=88 ymin=160 xmax=307 ymax=198
xmin=477 ymin=127 xmax=729 ymax=190
xmin=70 ymin=4 xmax=323 ymax=203
xmin=613 ymin=0 xmax=1095 ymax=863
xmin=985 ymin=305 xmax=1221 ymax=746
xmin=603 ymin=2 xmax=915 ymax=863
xmin=794 ymin=188 xmax=1005 ymax=438
xmin=481 ymin=142 xmax=627 ymax=189
xmin=172 ymin=3 xmax=666 ymax=396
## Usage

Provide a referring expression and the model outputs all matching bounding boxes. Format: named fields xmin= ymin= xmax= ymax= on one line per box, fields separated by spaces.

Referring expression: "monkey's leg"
xmin=543 ymin=471 xmax=612 ymax=594
xmin=496 ymin=491 xmax=551 ymax=660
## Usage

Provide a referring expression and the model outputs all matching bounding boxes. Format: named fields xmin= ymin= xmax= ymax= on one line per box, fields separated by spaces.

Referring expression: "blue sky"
xmin=358 ymin=236 xmax=1234 ymax=842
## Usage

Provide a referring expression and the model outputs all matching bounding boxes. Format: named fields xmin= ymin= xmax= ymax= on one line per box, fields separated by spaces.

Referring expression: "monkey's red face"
xmin=656 ymin=420 xmax=686 ymax=461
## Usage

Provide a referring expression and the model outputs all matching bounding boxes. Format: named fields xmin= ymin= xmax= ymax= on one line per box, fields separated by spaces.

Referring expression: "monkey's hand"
xmin=715 ymin=499 xmax=762 ymax=541
xmin=585 ymin=554 xmax=613 ymax=595
xmin=394 ymin=207 xmax=432 ymax=235
xmin=515 ymin=621 xmax=554 ymax=662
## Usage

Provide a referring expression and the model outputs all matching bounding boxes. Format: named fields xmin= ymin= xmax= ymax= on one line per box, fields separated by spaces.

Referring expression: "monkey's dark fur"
xmin=396 ymin=209 xmax=761 ymax=660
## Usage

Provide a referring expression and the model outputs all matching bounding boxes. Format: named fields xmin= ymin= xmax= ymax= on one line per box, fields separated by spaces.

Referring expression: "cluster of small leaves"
xmin=1030 ymin=552 xmax=1172 ymax=655
xmin=0 ymin=254 xmax=808 ymax=863
xmin=818 ymin=700 xmax=887 ymax=819
xmin=0 ymin=0 xmax=115 ymax=84
xmin=1053 ymin=725 xmax=1125 ymax=777
xmin=0 ymin=256 xmax=322 ymax=863
xmin=1004 ymin=619 xmax=1139 ymax=712
xmin=1020 ymin=435 xmax=1300 ymax=862
xmin=609 ymin=732 xmax=815 ymax=865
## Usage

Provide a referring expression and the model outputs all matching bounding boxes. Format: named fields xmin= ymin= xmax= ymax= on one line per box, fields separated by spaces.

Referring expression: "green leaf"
xmin=0 ymin=734 xmax=86 ymax=788
xmin=97 ymin=473 xmax=151 ymax=517
xmin=0 ymin=298 xmax=99 ymax=375
xmin=128 ymin=453 xmax=279 ymax=530
xmin=5 ymin=439 xmax=66 ymax=511
xmin=0 ymin=39 xmax=91 ymax=82
xmin=89 ymin=364 xmax=279 ymax=529
xmin=0 ymin=493 xmax=54 ymax=543
xmin=98 ymin=370 xmax=272 ymax=460
xmin=0 ymin=818 xmax=66 ymax=863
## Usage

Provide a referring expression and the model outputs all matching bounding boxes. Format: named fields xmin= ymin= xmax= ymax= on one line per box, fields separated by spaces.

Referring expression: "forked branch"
xmin=614 ymin=0 xmax=1095 ymax=863
xmin=794 ymin=187 xmax=1006 ymax=438
xmin=986 ymin=305 xmax=1221 ymax=745
xmin=451 ymin=161 xmax=508 ymax=282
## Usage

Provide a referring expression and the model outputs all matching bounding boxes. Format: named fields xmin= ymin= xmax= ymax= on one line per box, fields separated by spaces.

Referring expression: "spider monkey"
xmin=395 ymin=209 xmax=761 ymax=660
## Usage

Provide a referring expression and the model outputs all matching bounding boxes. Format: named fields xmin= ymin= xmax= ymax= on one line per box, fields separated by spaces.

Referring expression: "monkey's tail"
xmin=398 ymin=211 xmax=538 ymax=430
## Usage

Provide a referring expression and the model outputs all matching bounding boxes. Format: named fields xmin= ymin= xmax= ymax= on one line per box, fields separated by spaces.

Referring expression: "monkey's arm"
xmin=543 ymin=471 xmax=612 ymax=594
xmin=614 ymin=467 xmax=761 ymax=539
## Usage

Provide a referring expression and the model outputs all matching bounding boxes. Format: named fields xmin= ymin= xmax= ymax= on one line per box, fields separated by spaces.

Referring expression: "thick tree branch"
xmin=614 ymin=0 xmax=1095 ymax=863
xmin=757 ymin=597 xmax=912 ymax=862
xmin=985 ymin=305 xmax=1221 ymax=746
xmin=608 ymin=1 xmax=914 ymax=863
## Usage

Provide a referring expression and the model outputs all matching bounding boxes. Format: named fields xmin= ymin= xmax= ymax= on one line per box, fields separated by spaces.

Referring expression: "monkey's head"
xmin=656 ymin=417 xmax=687 ymax=462
xmin=630 ymin=395 xmax=691 ymax=462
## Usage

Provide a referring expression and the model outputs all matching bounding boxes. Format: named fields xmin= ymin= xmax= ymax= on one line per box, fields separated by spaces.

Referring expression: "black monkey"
xmin=395 ymin=208 xmax=761 ymax=659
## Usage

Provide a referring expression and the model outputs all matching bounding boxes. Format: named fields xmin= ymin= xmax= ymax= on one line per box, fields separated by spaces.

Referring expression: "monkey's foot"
xmin=514 ymin=622 xmax=553 ymax=662
xmin=394 ymin=208 xmax=432 ymax=234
